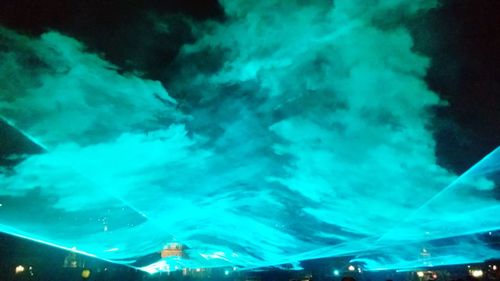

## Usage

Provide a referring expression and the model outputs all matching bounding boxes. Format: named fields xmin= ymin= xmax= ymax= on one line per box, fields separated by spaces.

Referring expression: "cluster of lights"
xmin=416 ymin=271 xmax=437 ymax=279
xmin=332 ymin=264 xmax=363 ymax=276
xmin=15 ymin=265 xmax=34 ymax=276
xmin=469 ymin=269 xmax=483 ymax=278
xmin=467 ymin=263 xmax=499 ymax=278
xmin=223 ymin=267 xmax=238 ymax=276
xmin=12 ymin=261 xmax=498 ymax=280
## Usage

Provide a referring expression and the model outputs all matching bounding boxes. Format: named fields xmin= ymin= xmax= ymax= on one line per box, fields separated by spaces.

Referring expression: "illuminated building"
xmin=160 ymin=243 xmax=185 ymax=258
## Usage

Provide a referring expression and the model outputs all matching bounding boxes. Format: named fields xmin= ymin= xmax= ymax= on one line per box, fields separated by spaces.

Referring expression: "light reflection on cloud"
xmin=0 ymin=0 xmax=499 ymax=273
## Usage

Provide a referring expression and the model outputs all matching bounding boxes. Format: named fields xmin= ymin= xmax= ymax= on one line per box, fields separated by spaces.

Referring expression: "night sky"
xmin=0 ymin=0 xmax=499 ymax=273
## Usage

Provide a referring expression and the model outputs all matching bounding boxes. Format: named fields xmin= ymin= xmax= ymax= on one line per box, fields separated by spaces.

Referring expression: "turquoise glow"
xmin=0 ymin=0 xmax=499 ymax=274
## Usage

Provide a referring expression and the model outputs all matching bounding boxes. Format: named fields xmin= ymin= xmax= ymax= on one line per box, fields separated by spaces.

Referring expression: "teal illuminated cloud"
xmin=0 ymin=28 xmax=180 ymax=147
xmin=0 ymin=0 xmax=499 ymax=273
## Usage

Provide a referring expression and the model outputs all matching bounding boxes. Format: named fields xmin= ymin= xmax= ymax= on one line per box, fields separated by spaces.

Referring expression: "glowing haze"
xmin=0 ymin=0 xmax=499 ymax=273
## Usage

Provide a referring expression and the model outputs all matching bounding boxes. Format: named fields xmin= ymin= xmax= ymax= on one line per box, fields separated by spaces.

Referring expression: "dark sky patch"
xmin=408 ymin=0 xmax=500 ymax=173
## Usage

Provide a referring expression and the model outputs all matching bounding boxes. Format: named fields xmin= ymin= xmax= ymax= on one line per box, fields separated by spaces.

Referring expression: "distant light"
xmin=417 ymin=271 xmax=424 ymax=277
xmin=358 ymin=268 xmax=362 ymax=273
xmin=233 ymin=267 xmax=237 ymax=271
xmin=0 ymin=203 xmax=3 ymax=207
xmin=196 ymin=268 xmax=201 ymax=272
xmin=224 ymin=270 xmax=230 ymax=275
xmin=470 ymin=270 xmax=483 ymax=278
xmin=333 ymin=269 xmax=340 ymax=276
xmin=15 ymin=265 xmax=25 ymax=274
xmin=348 ymin=265 xmax=355 ymax=271
xmin=467 ymin=265 xmax=471 ymax=268
xmin=493 ymin=265 xmax=497 ymax=271
xmin=81 ymin=269 xmax=91 ymax=279
xmin=432 ymin=274 xmax=438 ymax=279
